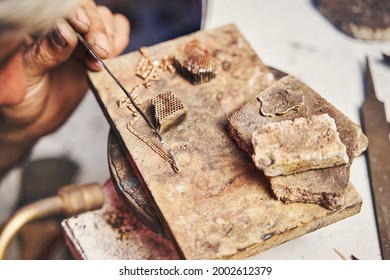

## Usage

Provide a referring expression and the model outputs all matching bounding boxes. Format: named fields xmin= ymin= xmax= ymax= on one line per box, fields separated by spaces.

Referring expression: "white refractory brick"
xmin=252 ymin=113 xmax=349 ymax=177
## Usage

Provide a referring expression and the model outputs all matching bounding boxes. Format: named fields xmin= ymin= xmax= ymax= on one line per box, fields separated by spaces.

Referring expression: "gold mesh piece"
xmin=151 ymin=91 xmax=187 ymax=133
xmin=175 ymin=39 xmax=216 ymax=85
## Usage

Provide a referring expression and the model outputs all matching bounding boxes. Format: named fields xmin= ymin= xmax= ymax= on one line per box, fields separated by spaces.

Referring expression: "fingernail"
xmin=51 ymin=28 xmax=67 ymax=48
xmin=87 ymin=55 xmax=102 ymax=70
xmin=94 ymin=33 xmax=110 ymax=56
xmin=52 ymin=18 xmax=72 ymax=48
xmin=75 ymin=8 xmax=90 ymax=27
xmin=94 ymin=60 xmax=102 ymax=70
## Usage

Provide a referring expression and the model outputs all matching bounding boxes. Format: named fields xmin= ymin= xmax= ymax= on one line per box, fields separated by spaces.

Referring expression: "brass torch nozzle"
xmin=0 ymin=183 xmax=104 ymax=259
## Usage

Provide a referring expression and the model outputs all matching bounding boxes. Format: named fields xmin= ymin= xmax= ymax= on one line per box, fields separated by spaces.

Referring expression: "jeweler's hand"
xmin=0 ymin=0 xmax=130 ymax=176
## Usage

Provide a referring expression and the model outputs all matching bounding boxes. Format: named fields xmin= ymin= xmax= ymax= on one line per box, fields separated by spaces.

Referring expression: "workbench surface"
xmin=65 ymin=21 xmax=377 ymax=263
xmin=205 ymin=0 xmax=389 ymax=260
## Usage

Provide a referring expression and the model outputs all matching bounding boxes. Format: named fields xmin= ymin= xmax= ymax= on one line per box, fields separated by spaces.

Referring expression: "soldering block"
xmin=229 ymin=75 xmax=368 ymax=209
xmin=252 ymin=114 xmax=349 ymax=177
xmin=258 ymin=88 xmax=304 ymax=117
xmin=174 ymin=39 xmax=216 ymax=85
xmin=151 ymin=91 xmax=188 ymax=134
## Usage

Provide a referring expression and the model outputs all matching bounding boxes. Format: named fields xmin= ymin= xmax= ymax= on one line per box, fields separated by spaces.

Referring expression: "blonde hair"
xmin=0 ymin=0 xmax=79 ymax=35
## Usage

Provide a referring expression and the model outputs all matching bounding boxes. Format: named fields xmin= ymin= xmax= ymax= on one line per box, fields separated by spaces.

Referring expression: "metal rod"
xmin=361 ymin=57 xmax=390 ymax=259
xmin=364 ymin=57 xmax=377 ymax=100
xmin=77 ymin=34 xmax=160 ymax=138
xmin=0 ymin=183 xmax=104 ymax=259
xmin=0 ymin=197 xmax=62 ymax=259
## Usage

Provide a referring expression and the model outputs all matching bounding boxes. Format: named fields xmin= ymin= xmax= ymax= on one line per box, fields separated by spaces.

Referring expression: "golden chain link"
xmin=118 ymin=48 xmax=176 ymax=167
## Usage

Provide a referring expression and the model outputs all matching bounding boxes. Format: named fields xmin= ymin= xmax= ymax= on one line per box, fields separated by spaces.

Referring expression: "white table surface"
xmin=206 ymin=0 xmax=390 ymax=260
xmin=3 ymin=0 xmax=387 ymax=260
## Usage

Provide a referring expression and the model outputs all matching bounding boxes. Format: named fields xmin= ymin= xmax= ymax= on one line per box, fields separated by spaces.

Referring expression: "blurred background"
xmin=96 ymin=0 xmax=206 ymax=53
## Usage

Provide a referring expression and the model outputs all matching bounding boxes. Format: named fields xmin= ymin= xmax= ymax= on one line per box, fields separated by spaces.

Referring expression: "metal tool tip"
xmin=172 ymin=162 xmax=180 ymax=173
xmin=365 ymin=56 xmax=370 ymax=67
xmin=161 ymin=139 xmax=179 ymax=173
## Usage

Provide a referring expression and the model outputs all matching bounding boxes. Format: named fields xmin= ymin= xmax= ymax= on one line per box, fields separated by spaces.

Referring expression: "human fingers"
xmin=82 ymin=0 xmax=111 ymax=60
xmin=95 ymin=6 xmax=130 ymax=56
xmin=23 ymin=18 xmax=78 ymax=86
xmin=67 ymin=6 xmax=91 ymax=34
xmin=112 ymin=13 xmax=130 ymax=56
xmin=82 ymin=5 xmax=115 ymax=70
xmin=97 ymin=6 xmax=115 ymax=56
xmin=84 ymin=6 xmax=130 ymax=70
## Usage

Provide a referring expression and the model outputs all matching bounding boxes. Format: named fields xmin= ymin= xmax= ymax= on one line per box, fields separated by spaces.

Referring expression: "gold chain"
xmin=118 ymin=48 xmax=177 ymax=168
xmin=127 ymin=119 xmax=174 ymax=165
